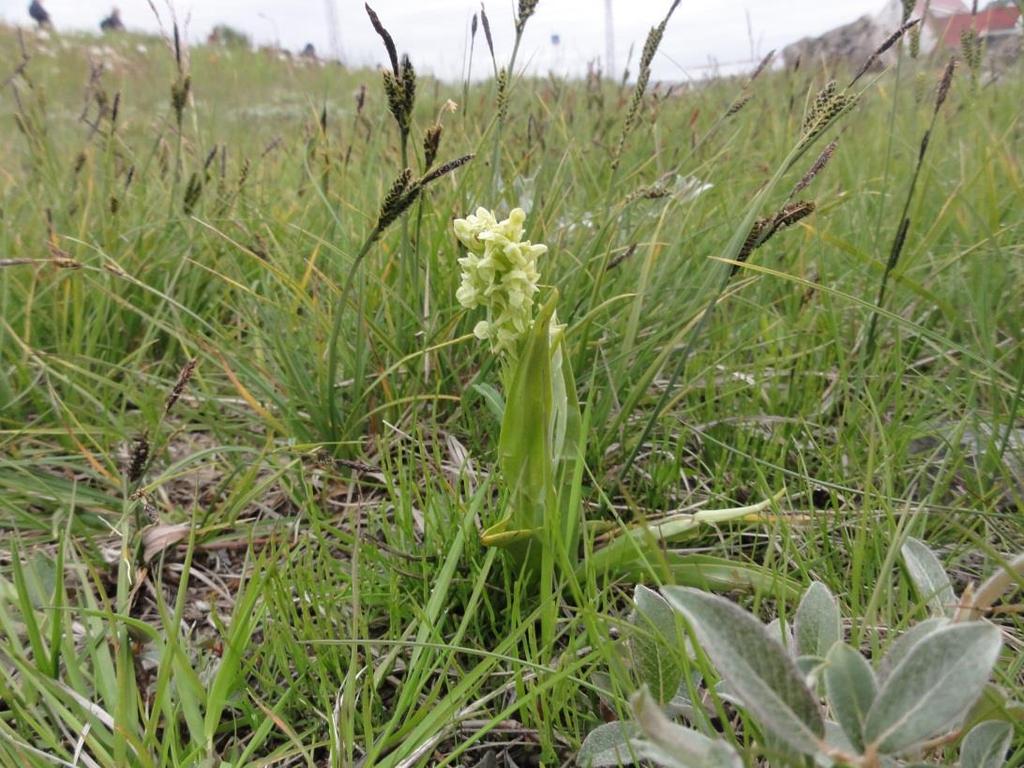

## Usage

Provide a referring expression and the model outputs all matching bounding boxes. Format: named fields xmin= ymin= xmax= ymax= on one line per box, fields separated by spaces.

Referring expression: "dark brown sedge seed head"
xmin=127 ymin=433 xmax=150 ymax=484
xmin=423 ymin=124 xmax=442 ymax=170
xmin=750 ymin=49 xmax=775 ymax=82
xmin=606 ymin=244 xmax=639 ymax=272
xmin=382 ymin=70 xmax=406 ymax=128
xmin=935 ymin=57 xmax=957 ymax=112
xmin=516 ymin=0 xmax=539 ymax=34
xmin=851 ymin=18 xmax=919 ymax=85
xmin=726 ymin=93 xmax=752 ymax=117
xmin=380 ymin=168 xmax=413 ymax=218
xmin=419 ymin=153 xmax=474 ymax=186
xmin=480 ymin=4 xmax=495 ymax=60
xmin=165 ymin=358 xmax=198 ymax=415
xmin=376 ymin=187 xmax=421 ymax=234
xmin=737 ymin=200 xmax=816 ymax=267
xmin=182 ymin=172 xmax=202 ymax=214
xmin=738 ymin=218 xmax=771 ymax=264
xmin=624 ymin=184 xmax=671 ymax=204
xmin=365 ymin=3 xmax=400 ymax=76
xmin=401 ymin=55 xmax=416 ymax=119
xmin=792 ymin=139 xmax=838 ymax=197
xmin=773 ymin=200 xmax=816 ymax=229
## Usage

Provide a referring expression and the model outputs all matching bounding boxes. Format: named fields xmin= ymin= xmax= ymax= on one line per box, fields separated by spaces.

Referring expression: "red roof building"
xmin=935 ymin=6 xmax=1022 ymax=46
xmin=916 ymin=2 xmax=1022 ymax=48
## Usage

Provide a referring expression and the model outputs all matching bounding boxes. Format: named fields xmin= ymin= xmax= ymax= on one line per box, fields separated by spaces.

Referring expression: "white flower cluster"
xmin=454 ymin=207 xmax=547 ymax=355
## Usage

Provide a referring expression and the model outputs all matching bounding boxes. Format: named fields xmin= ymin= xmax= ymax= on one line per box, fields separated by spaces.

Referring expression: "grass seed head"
xmin=960 ymin=29 xmax=981 ymax=81
xmin=804 ymin=80 xmax=837 ymax=131
xmin=910 ymin=22 xmax=922 ymax=58
xmin=801 ymin=82 xmax=855 ymax=144
xmin=496 ymin=67 xmax=510 ymax=122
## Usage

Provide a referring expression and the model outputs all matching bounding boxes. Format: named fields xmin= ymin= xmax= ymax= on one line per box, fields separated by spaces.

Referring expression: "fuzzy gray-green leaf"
xmin=795 ymin=581 xmax=841 ymax=658
xmin=576 ymin=721 xmax=642 ymax=767
xmin=877 ymin=617 xmax=949 ymax=682
xmin=901 ymin=537 xmax=957 ymax=618
xmin=631 ymin=687 xmax=743 ymax=768
xmin=960 ymin=720 xmax=1013 ymax=768
xmin=631 ymin=585 xmax=684 ymax=703
xmin=824 ymin=642 xmax=877 ymax=751
xmin=661 ymin=586 xmax=825 ymax=756
xmin=864 ymin=622 xmax=1002 ymax=755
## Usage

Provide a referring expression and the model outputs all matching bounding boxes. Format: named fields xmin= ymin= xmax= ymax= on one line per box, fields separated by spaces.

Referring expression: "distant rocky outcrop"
xmin=782 ymin=13 xmax=890 ymax=70
xmin=782 ymin=1 xmax=1022 ymax=71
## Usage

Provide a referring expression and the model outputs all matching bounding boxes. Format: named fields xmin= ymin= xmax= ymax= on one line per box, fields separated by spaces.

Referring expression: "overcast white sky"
xmin=0 ymin=1 xmax=888 ymax=80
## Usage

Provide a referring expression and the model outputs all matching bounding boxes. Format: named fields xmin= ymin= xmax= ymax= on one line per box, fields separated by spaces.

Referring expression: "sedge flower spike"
xmin=454 ymin=207 xmax=547 ymax=355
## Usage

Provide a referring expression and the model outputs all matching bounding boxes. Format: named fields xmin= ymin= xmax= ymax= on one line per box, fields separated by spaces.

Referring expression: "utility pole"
xmin=604 ymin=0 xmax=615 ymax=76
xmin=324 ymin=0 xmax=342 ymax=61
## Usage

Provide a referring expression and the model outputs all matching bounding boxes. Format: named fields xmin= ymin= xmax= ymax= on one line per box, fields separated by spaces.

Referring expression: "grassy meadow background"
xmin=0 ymin=8 xmax=1022 ymax=766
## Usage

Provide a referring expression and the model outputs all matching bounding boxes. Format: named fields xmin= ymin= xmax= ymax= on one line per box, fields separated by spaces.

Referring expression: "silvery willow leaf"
xmin=631 ymin=687 xmax=742 ymax=768
xmin=824 ymin=641 xmax=877 ymax=752
xmin=661 ymin=587 xmax=825 ymax=756
xmin=577 ymin=721 xmax=643 ymax=767
xmin=901 ymin=537 xmax=957 ymax=618
xmin=631 ymin=585 xmax=685 ymax=703
xmin=795 ymin=581 xmax=841 ymax=658
xmin=959 ymin=720 xmax=1013 ymax=768
xmin=863 ymin=622 xmax=1002 ymax=755
xmin=876 ymin=617 xmax=949 ymax=683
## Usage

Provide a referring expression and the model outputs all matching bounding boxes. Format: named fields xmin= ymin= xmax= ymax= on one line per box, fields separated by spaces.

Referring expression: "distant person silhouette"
xmin=100 ymin=7 xmax=124 ymax=33
xmin=300 ymin=43 xmax=317 ymax=60
xmin=28 ymin=0 xmax=51 ymax=28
